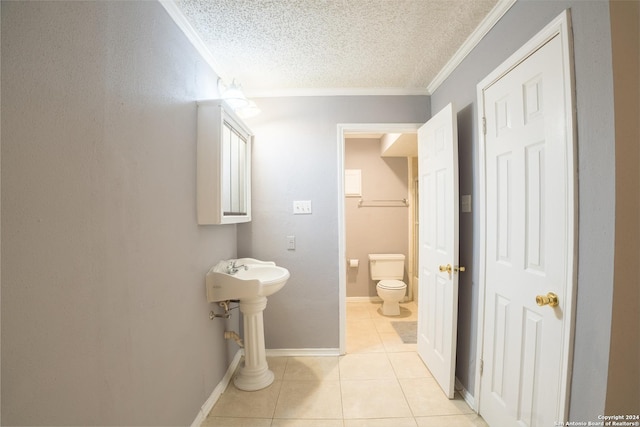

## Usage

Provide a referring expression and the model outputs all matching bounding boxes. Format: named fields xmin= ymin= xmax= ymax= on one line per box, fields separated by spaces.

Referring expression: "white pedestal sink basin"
xmin=206 ymin=258 xmax=289 ymax=391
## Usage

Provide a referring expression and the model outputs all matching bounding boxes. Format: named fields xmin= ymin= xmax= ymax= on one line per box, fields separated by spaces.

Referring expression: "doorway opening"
xmin=337 ymin=123 xmax=421 ymax=354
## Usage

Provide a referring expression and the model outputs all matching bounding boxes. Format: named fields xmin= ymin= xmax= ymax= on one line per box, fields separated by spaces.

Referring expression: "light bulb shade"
xmin=236 ymin=100 xmax=261 ymax=119
xmin=222 ymin=82 xmax=250 ymax=110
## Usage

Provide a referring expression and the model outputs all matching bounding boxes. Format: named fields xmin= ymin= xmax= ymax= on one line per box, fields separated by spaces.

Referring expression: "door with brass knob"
xmin=439 ymin=264 xmax=452 ymax=274
xmin=478 ymin=23 xmax=576 ymax=427
xmin=536 ymin=292 xmax=559 ymax=307
xmin=417 ymin=103 xmax=459 ymax=399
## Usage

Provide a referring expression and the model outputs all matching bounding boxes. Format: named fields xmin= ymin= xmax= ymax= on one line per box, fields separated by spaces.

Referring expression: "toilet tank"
xmin=368 ymin=254 xmax=405 ymax=280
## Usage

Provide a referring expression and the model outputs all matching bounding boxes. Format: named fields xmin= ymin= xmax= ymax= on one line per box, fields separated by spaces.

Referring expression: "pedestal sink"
xmin=206 ymin=258 xmax=289 ymax=391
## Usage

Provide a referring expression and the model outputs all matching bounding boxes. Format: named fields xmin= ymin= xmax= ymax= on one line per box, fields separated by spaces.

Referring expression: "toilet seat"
xmin=377 ymin=280 xmax=406 ymax=290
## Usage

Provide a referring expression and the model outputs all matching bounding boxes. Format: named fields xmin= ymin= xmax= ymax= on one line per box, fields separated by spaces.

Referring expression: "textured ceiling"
xmin=173 ymin=0 xmax=501 ymax=96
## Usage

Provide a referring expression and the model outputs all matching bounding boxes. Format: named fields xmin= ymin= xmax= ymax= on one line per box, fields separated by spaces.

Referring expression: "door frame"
xmin=337 ymin=123 xmax=422 ymax=354
xmin=474 ymin=10 xmax=578 ymax=419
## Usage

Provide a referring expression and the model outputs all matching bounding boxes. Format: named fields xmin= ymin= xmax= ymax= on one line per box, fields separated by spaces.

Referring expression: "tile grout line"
xmin=270 ymin=355 xmax=288 ymax=423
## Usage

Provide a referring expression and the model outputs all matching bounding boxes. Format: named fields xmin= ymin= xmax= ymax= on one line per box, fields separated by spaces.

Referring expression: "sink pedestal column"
xmin=233 ymin=296 xmax=274 ymax=391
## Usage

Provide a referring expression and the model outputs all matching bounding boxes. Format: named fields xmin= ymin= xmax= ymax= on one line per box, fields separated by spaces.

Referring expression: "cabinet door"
xmin=197 ymin=100 xmax=252 ymax=224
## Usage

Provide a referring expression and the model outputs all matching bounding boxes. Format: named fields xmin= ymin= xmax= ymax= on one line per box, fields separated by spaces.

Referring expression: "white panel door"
xmin=479 ymin=31 xmax=574 ymax=426
xmin=417 ymin=103 xmax=459 ymax=398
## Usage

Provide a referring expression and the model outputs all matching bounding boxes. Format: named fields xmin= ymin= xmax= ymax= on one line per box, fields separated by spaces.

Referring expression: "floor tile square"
xmin=274 ymin=380 xmax=343 ymax=419
xmin=365 ymin=302 xmax=385 ymax=316
xmin=284 ymin=356 xmax=340 ymax=381
xmin=346 ymin=303 xmax=374 ymax=320
xmin=372 ymin=317 xmax=397 ymax=334
xmin=346 ymin=318 xmax=377 ymax=334
xmin=209 ymin=380 xmax=282 ymax=418
xmin=201 ymin=416 xmax=272 ymax=427
xmin=271 ymin=419 xmax=344 ymax=427
xmin=339 ymin=353 xmax=396 ymax=380
xmin=380 ymin=332 xmax=417 ymax=352
xmin=345 ymin=417 xmax=418 ymax=427
xmin=269 ymin=356 xmax=289 ymax=379
xmin=415 ymin=414 xmax=489 ymax=427
xmin=341 ymin=379 xmax=412 ymax=419
xmin=400 ymin=378 xmax=474 ymax=416
xmin=388 ymin=352 xmax=432 ymax=378
xmin=346 ymin=329 xmax=385 ymax=354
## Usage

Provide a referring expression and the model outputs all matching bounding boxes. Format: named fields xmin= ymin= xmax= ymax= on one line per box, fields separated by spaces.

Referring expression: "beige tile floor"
xmin=202 ymin=300 xmax=489 ymax=427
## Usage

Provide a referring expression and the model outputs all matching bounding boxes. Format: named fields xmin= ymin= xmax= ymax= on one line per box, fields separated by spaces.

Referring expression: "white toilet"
xmin=368 ymin=254 xmax=407 ymax=316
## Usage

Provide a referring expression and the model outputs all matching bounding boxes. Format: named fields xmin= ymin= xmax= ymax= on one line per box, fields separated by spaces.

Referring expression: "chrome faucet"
xmin=227 ymin=260 xmax=248 ymax=275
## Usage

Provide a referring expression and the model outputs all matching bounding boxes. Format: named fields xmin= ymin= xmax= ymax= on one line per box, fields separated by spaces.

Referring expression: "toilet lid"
xmin=378 ymin=280 xmax=406 ymax=290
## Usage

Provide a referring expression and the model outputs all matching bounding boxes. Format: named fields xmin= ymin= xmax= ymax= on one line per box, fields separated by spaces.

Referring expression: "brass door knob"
xmin=439 ymin=264 xmax=452 ymax=274
xmin=536 ymin=292 xmax=559 ymax=307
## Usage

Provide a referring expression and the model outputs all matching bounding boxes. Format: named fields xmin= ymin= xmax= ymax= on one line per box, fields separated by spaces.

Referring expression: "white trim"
xmin=346 ymin=296 xmax=414 ymax=303
xmin=427 ymin=0 xmax=517 ymax=94
xmin=474 ymin=9 xmax=576 ymax=421
xmin=190 ymin=349 xmax=243 ymax=427
xmin=266 ymin=348 xmax=341 ymax=357
xmin=346 ymin=296 xmax=382 ymax=303
xmin=474 ymin=82 xmax=487 ymax=415
xmin=249 ymin=87 xmax=429 ymax=98
xmin=158 ymin=0 xmax=228 ymax=83
xmin=337 ymin=123 xmax=423 ymax=356
xmin=456 ymin=377 xmax=476 ymax=411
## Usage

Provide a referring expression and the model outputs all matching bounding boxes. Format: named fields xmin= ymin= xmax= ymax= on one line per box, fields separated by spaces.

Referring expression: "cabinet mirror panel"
xmin=222 ymin=122 xmax=248 ymax=216
xmin=197 ymin=100 xmax=252 ymax=224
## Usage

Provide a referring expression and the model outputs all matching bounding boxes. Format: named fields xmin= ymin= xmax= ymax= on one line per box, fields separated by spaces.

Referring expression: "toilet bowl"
xmin=368 ymin=254 xmax=407 ymax=316
xmin=376 ymin=280 xmax=407 ymax=316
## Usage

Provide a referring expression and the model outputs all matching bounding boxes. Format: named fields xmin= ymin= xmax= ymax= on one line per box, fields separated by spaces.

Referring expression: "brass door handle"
xmin=439 ymin=264 xmax=466 ymax=274
xmin=536 ymin=292 xmax=559 ymax=307
xmin=439 ymin=264 xmax=452 ymax=274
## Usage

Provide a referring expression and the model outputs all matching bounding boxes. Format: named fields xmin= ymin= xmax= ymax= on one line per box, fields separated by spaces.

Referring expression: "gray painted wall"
xmin=237 ymin=96 xmax=429 ymax=349
xmin=2 ymin=2 xmax=241 ymax=425
xmin=430 ymin=0 xmax=616 ymax=421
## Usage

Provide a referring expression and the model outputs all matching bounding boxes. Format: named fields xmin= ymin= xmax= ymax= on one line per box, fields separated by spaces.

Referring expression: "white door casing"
xmin=476 ymin=11 xmax=577 ymax=426
xmin=417 ymin=103 xmax=460 ymax=398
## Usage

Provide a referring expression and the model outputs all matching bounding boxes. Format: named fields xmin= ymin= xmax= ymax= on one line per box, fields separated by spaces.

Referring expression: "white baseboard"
xmin=455 ymin=377 xmax=476 ymax=411
xmin=346 ymin=296 xmax=413 ymax=303
xmin=191 ymin=349 xmax=243 ymax=427
xmin=346 ymin=296 xmax=381 ymax=302
xmin=266 ymin=348 xmax=341 ymax=357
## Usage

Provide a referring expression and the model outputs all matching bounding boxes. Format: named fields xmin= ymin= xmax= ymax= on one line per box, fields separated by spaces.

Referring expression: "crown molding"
xmin=426 ymin=0 xmax=517 ymax=94
xmin=158 ymin=0 xmax=228 ymax=81
xmin=247 ymin=87 xmax=430 ymax=98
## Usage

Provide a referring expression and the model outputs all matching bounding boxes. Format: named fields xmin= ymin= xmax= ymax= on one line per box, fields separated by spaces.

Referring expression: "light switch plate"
xmin=293 ymin=200 xmax=312 ymax=214
xmin=287 ymin=235 xmax=296 ymax=250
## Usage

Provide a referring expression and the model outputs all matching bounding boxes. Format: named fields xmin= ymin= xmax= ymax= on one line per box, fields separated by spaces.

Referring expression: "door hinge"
xmin=480 ymin=359 xmax=484 ymax=376
xmin=482 ymin=117 xmax=487 ymax=135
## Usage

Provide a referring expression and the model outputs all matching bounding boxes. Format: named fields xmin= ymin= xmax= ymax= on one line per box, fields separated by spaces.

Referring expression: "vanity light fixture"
xmin=217 ymin=78 xmax=261 ymax=117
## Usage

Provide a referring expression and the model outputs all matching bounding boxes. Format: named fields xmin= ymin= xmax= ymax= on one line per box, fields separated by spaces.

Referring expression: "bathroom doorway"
xmin=337 ymin=123 xmax=422 ymax=354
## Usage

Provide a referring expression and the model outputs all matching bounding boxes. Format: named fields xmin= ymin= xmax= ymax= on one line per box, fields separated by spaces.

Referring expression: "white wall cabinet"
xmin=197 ymin=100 xmax=252 ymax=224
